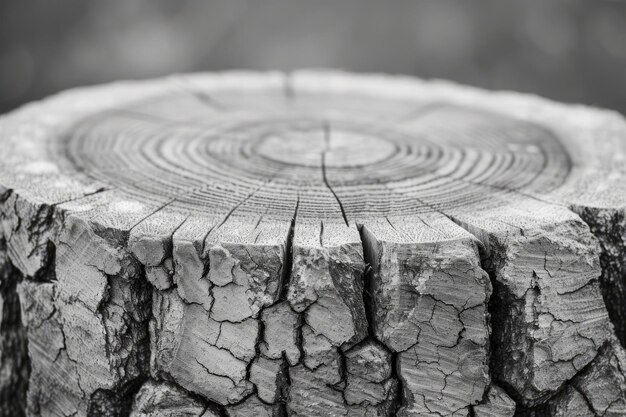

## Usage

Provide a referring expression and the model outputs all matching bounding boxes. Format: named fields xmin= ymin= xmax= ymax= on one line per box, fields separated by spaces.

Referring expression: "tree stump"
xmin=1 ymin=71 xmax=626 ymax=417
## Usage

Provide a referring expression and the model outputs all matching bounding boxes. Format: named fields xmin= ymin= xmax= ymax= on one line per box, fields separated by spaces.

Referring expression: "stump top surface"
xmin=1 ymin=71 xmax=625 ymax=243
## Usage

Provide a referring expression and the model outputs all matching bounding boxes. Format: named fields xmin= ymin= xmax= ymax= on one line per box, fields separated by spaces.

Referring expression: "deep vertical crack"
xmin=469 ymin=229 xmax=527 ymax=409
xmin=389 ymin=351 xmax=404 ymax=414
xmin=88 ymin=257 xmax=153 ymax=417
xmin=357 ymin=224 xmax=404 ymax=414
xmin=275 ymin=354 xmax=291 ymax=416
xmin=278 ymin=197 xmax=298 ymax=302
xmin=357 ymin=225 xmax=378 ymax=340
xmin=0 ymin=257 xmax=29 ymax=417
xmin=29 ymin=240 xmax=57 ymax=283
xmin=574 ymin=205 xmax=626 ymax=347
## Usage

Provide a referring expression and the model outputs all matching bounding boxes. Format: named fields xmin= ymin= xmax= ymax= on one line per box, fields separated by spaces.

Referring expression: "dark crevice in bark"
xmin=449 ymin=214 xmax=528 ymax=407
xmin=135 ymin=264 xmax=154 ymax=378
xmin=27 ymin=203 xmax=56 ymax=239
xmin=452 ymin=220 xmax=526 ymax=411
xmin=574 ymin=205 xmax=626 ymax=347
xmin=88 ymin=260 xmax=153 ymax=416
xmin=246 ymin=317 xmax=265 ymax=383
xmin=357 ymin=225 xmax=377 ymax=341
xmin=278 ymin=197 xmax=298 ymax=302
xmin=274 ymin=355 xmax=291 ymax=416
xmin=273 ymin=405 xmax=288 ymax=417
xmin=32 ymin=240 xmax=56 ymax=282
xmin=294 ymin=312 xmax=305 ymax=368
xmin=207 ymin=402 xmax=228 ymax=417
xmin=357 ymin=225 xmax=403 ymax=415
xmin=390 ymin=352 xmax=405 ymax=414
xmin=486 ymin=279 xmax=529 ymax=405
xmin=336 ymin=347 xmax=348 ymax=393
xmin=0 ymin=189 xmax=12 ymax=203
xmin=87 ymin=378 xmax=145 ymax=417
xmin=513 ymin=404 xmax=539 ymax=417
xmin=478 ymin=242 xmax=542 ymax=410
xmin=201 ymin=245 xmax=212 ymax=285
xmin=90 ymin=223 xmax=130 ymax=250
xmin=0 ymin=256 xmax=29 ymax=417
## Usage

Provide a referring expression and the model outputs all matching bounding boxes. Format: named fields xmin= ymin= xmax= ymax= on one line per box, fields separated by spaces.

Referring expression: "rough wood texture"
xmin=0 ymin=71 xmax=625 ymax=416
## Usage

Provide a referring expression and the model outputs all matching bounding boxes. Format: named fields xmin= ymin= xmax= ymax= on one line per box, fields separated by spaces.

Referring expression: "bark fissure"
xmin=0 ymin=256 xmax=29 ymax=417
xmin=574 ymin=206 xmax=626 ymax=347
xmin=278 ymin=196 xmax=298 ymax=302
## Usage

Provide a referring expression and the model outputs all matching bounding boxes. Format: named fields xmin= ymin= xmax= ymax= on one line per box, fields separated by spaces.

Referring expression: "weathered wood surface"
xmin=0 ymin=71 xmax=626 ymax=416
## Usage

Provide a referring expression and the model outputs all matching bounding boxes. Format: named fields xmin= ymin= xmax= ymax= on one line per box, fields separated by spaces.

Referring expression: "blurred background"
xmin=1 ymin=0 xmax=625 ymax=115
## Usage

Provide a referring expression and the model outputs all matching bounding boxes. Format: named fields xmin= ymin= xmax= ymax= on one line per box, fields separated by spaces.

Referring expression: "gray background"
xmin=1 ymin=0 xmax=625 ymax=115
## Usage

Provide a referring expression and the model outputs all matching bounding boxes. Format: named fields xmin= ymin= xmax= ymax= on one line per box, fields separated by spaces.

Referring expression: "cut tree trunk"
xmin=0 ymin=71 xmax=625 ymax=417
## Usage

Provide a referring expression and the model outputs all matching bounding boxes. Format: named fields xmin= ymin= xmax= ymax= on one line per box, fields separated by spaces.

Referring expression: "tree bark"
xmin=0 ymin=71 xmax=625 ymax=416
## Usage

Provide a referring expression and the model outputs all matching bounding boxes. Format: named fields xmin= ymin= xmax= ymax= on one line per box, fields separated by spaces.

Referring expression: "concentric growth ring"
xmin=56 ymin=90 xmax=570 ymax=221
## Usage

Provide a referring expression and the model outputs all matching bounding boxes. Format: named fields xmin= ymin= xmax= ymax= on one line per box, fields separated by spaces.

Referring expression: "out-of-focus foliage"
xmin=1 ymin=0 xmax=625 ymax=114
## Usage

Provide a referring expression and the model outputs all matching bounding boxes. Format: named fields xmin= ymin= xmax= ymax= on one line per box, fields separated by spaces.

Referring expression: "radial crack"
xmin=321 ymin=124 xmax=349 ymax=227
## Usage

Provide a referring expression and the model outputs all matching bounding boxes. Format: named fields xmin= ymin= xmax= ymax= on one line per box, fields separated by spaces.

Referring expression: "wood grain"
xmin=1 ymin=71 xmax=625 ymax=416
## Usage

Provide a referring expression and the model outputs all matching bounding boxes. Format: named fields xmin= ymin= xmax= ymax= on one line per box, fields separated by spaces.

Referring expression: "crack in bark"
xmin=278 ymin=197 xmax=298 ymax=302
xmin=357 ymin=224 xmax=404 ymax=415
xmin=574 ymin=206 xmax=626 ymax=347
xmin=0 ymin=256 xmax=29 ymax=417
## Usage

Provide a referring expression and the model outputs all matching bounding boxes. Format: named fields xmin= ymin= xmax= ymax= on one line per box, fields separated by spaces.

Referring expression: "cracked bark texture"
xmin=0 ymin=71 xmax=625 ymax=416
xmin=0 ymin=240 xmax=29 ymax=417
